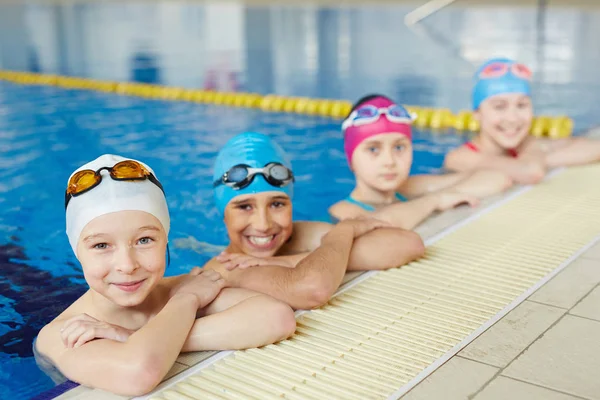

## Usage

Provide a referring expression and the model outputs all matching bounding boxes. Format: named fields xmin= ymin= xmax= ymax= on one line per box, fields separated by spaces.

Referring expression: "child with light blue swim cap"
xmin=472 ymin=57 xmax=532 ymax=110
xmin=328 ymin=93 xmax=512 ymax=228
xmin=445 ymin=57 xmax=600 ymax=184
xmin=213 ymin=132 xmax=294 ymax=215
xmin=206 ymin=132 xmax=426 ymax=310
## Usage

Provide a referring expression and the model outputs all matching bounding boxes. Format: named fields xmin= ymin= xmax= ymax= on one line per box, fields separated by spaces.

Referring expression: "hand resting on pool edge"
xmin=203 ymin=132 xmax=426 ymax=311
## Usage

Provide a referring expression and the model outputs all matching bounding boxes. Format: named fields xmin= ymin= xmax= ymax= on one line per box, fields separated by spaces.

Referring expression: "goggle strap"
xmin=65 ymin=161 xmax=165 ymax=208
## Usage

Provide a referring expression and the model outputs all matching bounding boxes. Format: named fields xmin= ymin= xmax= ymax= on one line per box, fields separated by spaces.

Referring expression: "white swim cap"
xmin=65 ymin=154 xmax=170 ymax=255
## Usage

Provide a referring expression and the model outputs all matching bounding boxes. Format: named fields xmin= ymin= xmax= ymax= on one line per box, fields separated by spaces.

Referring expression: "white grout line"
xmin=388 ymin=166 xmax=600 ymax=399
xmin=386 ymin=229 xmax=600 ymax=400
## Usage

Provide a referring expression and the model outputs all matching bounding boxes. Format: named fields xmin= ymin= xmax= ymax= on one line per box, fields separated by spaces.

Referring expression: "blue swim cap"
xmin=213 ymin=132 xmax=293 ymax=214
xmin=472 ymin=58 xmax=532 ymax=110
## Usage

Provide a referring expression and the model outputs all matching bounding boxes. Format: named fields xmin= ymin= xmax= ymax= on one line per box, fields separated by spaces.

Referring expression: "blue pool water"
xmin=3 ymin=1 xmax=600 ymax=399
xmin=0 ymin=81 xmax=472 ymax=399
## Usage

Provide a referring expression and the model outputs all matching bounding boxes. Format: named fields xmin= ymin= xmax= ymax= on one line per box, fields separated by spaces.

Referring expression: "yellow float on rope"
xmin=429 ymin=108 xmax=452 ymax=130
xmin=317 ymin=100 xmax=332 ymax=117
xmin=304 ymin=99 xmax=322 ymax=116
xmin=530 ymin=116 xmax=549 ymax=137
xmin=0 ymin=69 xmax=575 ymax=138
xmin=548 ymin=116 xmax=573 ymax=139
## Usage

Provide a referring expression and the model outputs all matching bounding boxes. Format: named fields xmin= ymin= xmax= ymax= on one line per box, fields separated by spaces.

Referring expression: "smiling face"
xmin=76 ymin=210 xmax=167 ymax=308
xmin=350 ymin=132 xmax=413 ymax=193
xmin=476 ymin=93 xmax=533 ymax=149
xmin=223 ymin=192 xmax=293 ymax=257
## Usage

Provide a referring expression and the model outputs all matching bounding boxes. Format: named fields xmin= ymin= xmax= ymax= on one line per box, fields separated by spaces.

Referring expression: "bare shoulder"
xmin=293 ymin=221 xmax=332 ymax=237
xmin=443 ymin=145 xmax=479 ymax=171
xmin=328 ymin=200 xmax=369 ymax=221
xmin=279 ymin=221 xmax=333 ymax=254
xmin=36 ymin=318 xmax=64 ymax=359
xmin=401 ymin=174 xmax=436 ymax=187
xmin=159 ymin=273 xmax=196 ymax=295
xmin=199 ymin=258 xmax=227 ymax=275
xmin=36 ymin=295 xmax=88 ymax=359
xmin=327 ymin=200 xmax=346 ymax=217
xmin=518 ymin=137 xmax=543 ymax=153
xmin=161 ymin=274 xmax=183 ymax=288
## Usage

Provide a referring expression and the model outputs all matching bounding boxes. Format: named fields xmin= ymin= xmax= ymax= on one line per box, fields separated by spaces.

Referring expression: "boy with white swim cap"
xmin=35 ymin=154 xmax=295 ymax=396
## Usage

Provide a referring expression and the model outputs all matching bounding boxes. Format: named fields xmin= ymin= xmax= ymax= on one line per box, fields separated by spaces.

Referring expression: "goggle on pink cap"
xmin=342 ymin=96 xmax=414 ymax=166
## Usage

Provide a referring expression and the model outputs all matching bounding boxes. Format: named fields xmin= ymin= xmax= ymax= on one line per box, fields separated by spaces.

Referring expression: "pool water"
xmin=0 ymin=81 xmax=471 ymax=399
xmin=3 ymin=1 xmax=600 ymax=398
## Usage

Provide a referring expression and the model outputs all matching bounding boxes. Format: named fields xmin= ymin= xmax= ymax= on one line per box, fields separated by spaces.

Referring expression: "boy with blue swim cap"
xmin=213 ymin=132 xmax=294 ymax=215
xmin=444 ymin=57 xmax=600 ymax=183
xmin=204 ymin=132 xmax=426 ymax=310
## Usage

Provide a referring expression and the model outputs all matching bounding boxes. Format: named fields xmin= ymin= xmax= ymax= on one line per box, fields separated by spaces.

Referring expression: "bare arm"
xmin=400 ymin=173 xmax=471 ymax=197
xmin=278 ymin=225 xmax=424 ymax=271
xmin=36 ymin=293 xmax=203 ymax=396
xmin=215 ymin=223 xmax=356 ymax=309
xmin=544 ymin=137 xmax=600 ymax=168
xmin=330 ymin=192 xmax=477 ymax=230
xmin=372 ymin=195 xmax=453 ymax=229
xmin=217 ymin=218 xmax=423 ymax=282
xmin=293 ymin=221 xmax=424 ymax=271
xmin=181 ymin=288 xmax=296 ymax=352
xmin=449 ymin=170 xmax=514 ymax=198
xmin=345 ymin=227 xmax=424 ymax=271
xmin=216 ymin=252 xmax=307 ymax=270
xmin=445 ymin=146 xmax=547 ymax=185
xmin=213 ymin=220 xmax=389 ymax=310
xmin=36 ymin=271 xmax=225 ymax=396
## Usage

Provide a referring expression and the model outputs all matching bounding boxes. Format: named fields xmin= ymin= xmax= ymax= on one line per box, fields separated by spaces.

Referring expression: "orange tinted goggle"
xmin=65 ymin=160 xmax=164 ymax=208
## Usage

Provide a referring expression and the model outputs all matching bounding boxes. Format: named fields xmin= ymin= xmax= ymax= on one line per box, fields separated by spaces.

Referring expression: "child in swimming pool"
xmin=34 ymin=154 xmax=295 ymax=396
xmin=443 ymin=57 xmax=600 ymax=183
xmin=203 ymin=132 xmax=425 ymax=310
xmin=328 ymin=94 xmax=513 ymax=228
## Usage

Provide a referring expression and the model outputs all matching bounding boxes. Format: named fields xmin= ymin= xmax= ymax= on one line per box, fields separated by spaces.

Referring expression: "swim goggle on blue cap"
xmin=212 ymin=132 xmax=294 ymax=214
xmin=472 ymin=58 xmax=533 ymax=110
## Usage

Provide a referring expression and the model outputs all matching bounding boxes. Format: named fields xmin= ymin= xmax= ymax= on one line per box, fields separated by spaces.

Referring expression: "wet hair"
xmin=347 ymin=94 xmax=395 ymax=118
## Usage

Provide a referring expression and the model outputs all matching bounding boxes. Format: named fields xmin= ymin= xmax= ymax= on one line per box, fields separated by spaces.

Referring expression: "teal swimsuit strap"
xmin=345 ymin=193 xmax=407 ymax=212
xmin=344 ymin=196 xmax=376 ymax=211
xmin=395 ymin=192 xmax=408 ymax=202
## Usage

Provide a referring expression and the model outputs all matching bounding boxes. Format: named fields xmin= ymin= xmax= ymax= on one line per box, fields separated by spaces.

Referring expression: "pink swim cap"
xmin=343 ymin=96 xmax=412 ymax=167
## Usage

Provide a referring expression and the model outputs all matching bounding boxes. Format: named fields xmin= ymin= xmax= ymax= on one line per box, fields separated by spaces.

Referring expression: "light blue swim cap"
xmin=213 ymin=132 xmax=293 ymax=214
xmin=472 ymin=58 xmax=532 ymax=110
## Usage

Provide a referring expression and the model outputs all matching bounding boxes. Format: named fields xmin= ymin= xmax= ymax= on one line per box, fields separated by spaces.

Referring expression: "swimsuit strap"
xmin=464 ymin=141 xmax=480 ymax=152
xmin=395 ymin=193 xmax=408 ymax=202
xmin=345 ymin=192 xmax=407 ymax=211
xmin=344 ymin=196 xmax=376 ymax=212
xmin=465 ymin=141 xmax=518 ymax=158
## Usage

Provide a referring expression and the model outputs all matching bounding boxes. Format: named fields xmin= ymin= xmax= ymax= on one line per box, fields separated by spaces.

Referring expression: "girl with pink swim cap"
xmin=329 ymin=94 xmax=513 ymax=228
xmin=444 ymin=58 xmax=600 ymax=184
